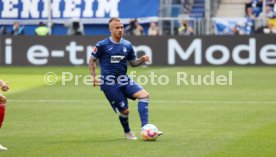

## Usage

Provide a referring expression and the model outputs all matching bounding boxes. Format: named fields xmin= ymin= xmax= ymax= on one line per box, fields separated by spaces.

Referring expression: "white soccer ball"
xmin=140 ymin=124 xmax=159 ymax=141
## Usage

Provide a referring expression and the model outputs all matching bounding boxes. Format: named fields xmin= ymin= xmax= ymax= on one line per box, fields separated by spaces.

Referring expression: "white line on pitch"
xmin=8 ymin=99 xmax=276 ymax=104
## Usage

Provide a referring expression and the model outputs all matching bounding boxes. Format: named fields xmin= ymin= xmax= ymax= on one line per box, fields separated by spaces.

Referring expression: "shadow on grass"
xmin=46 ymin=138 xmax=126 ymax=144
xmin=45 ymin=137 xmax=163 ymax=144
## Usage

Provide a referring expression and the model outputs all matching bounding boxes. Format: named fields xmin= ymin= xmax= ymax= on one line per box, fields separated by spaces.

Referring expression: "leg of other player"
xmin=0 ymin=94 xmax=7 ymax=128
xmin=0 ymin=94 xmax=8 ymax=151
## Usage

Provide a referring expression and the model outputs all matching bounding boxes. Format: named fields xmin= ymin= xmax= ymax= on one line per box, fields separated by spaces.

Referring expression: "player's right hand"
xmin=92 ymin=78 xmax=101 ymax=87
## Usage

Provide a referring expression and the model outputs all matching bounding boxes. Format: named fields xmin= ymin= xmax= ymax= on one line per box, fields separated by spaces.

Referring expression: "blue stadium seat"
xmin=192 ymin=3 xmax=204 ymax=9
xmin=171 ymin=5 xmax=183 ymax=17
xmin=190 ymin=13 xmax=204 ymax=18
xmin=191 ymin=8 xmax=205 ymax=13
xmin=190 ymin=0 xmax=205 ymax=18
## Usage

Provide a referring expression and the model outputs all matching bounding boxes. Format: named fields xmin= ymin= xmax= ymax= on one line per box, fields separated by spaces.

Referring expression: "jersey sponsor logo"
xmin=108 ymin=47 xmax=113 ymax=51
xmin=110 ymin=55 xmax=125 ymax=63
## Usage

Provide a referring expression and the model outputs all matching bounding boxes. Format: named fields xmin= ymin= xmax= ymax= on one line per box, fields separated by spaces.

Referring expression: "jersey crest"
xmin=123 ymin=47 xmax=127 ymax=53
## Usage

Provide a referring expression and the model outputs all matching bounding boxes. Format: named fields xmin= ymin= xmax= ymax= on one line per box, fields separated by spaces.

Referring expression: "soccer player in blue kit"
xmin=89 ymin=17 xmax=162 ymax=140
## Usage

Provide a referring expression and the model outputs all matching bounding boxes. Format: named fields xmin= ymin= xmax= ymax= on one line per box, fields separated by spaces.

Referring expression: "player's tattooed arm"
xmin=89 ymin=57 xmax=96 ymax=76
xmin=129 ymin=55 xmax=149 ymax=67
xmin=89 ymin=57 xmax=99 ymax=87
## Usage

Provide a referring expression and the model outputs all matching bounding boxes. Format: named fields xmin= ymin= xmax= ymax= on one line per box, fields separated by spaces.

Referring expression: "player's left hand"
xmin=1 ymin=82 xmax=9 ymax=92
xmin=141 ymin=55 xmax=150 ymax=63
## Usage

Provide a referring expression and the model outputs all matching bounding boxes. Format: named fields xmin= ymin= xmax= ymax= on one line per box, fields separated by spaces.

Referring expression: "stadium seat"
xmin=190 ymin=0 xmax=205 ymax=18
xmin=171 ymin=5 xmax=183 ymax=17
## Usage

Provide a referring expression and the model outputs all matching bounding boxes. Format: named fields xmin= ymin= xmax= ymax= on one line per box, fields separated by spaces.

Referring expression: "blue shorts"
xmin=103 ymin=81 xmax=143 ymax=113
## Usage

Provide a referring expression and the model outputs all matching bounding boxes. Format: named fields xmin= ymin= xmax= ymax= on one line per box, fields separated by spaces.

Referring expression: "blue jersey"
xmin=91 ymin=37 xmax=136 ymax=90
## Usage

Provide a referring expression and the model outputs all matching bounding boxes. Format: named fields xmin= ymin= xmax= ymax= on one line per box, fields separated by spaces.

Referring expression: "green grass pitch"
xmin=0 ymin=66 xmax=275 ymax=157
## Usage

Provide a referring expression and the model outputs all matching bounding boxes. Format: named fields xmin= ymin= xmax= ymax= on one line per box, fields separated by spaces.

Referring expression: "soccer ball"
xmin=140 ymin=124 xmax=159 ymax=141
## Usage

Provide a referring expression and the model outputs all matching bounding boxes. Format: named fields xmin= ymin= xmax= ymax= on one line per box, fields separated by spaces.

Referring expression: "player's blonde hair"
xmin=109 ymin=17 xmax=122 ymax=29
xmin=109 ymin=17 xmax=121 ymax=24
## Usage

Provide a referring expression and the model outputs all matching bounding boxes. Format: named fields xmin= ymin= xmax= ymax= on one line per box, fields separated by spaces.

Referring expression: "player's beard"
xmin=115 ymin=33 xmax=122 ymax=40
xmin=118 ymin=32 xmax=123 ymax=38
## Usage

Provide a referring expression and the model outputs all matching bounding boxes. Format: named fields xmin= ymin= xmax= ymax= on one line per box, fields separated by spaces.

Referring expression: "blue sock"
xmin=119 ymin=114 xmax=130 ymax=133
xmin=138 ymin=98 xmax=149 ymax=127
